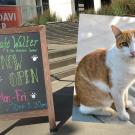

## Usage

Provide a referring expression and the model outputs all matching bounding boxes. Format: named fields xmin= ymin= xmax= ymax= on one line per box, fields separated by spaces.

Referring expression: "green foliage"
xmin=84 ymin=0 xmax=135 ymax=16
xmin=67 ymin=14 xmax=79 ymax=22
xmin=84 ymin=8 xmax=95 ymax=14
xmin=111 ymin=0 xmax=127 ymax=16
xmin=97 ymin=5 xmax=113 ymax=15
xmin=29 ymin=10 xmax=58 ymax=25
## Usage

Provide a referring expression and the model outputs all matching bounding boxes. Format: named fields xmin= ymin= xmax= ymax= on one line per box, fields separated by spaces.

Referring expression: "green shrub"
xmin=84 ymin=8 xmax=95 ymax=14
xmin=29 ymin=10 xmax=59 ymax=25
xmin=84 ymin=0 xmax=135 ymax=16
xmin=126 ymin=0 xmax=135 ymax=15
xmin=111 ymin=0 xmax=127 ymax=16
xmin=67 ymin=14 xmax=79 ymax=22
xmin=97 ymin=5 xmax=113 ymax=15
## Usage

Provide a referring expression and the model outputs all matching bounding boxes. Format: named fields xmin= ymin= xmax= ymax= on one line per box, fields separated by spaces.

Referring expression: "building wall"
xmin=0 ymin=0 xmax=16 ymax=5
xmin=16 ymin=0 xmax=37 ymax=24
xmin=49 ymin=0 xmax=75 ymax=21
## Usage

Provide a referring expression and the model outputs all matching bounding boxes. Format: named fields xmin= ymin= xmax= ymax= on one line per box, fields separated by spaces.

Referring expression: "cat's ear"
xmin=111 ymin=25 xmax=122 ymax=38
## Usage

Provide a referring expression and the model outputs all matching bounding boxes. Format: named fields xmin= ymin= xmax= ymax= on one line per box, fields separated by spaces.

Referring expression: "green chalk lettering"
xmin=30 ymin=40 xmax=38 ymax=47
xmin=17 ymin=71 xmax=24 ymax=86
xmin=9 ymin=68 xmax=39 ymax=87
xmin=18 ymin=36 xmax=25 ymax=48
xmin=9 ymin=72 xmax=17 ymax=87
xmin=33 ymin=40 xmax=38 ymax=46
xmin=0 ymin=54 xmax=22 ymax=70
xmin=0 ymin=37 xmax=10 ymax=49
xmin=31 ymin=68 xmax=38 ymax=83
xmin=8 ymin=55 xmax=14 ymax=69
xmin=12 ymin=35 xmax=39 ymax=49
xmin=12 ymin=36 xmax=19 ymax=48
xmin=12 ymin=35 xmax=26 ymax=48
xmin=26 ymin=35 xmax=30 ymax=47
xmin=25 ymin=70 xmax=30 ymax=84
xmin=1 ymin=55 xmax=9 ymax=69
xmin=12 ymin=54 xmax=22 ymax=70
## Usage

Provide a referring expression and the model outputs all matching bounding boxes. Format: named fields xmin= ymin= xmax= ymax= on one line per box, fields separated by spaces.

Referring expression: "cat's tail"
xmin=73 ymin=95 xmax=80 ymax=106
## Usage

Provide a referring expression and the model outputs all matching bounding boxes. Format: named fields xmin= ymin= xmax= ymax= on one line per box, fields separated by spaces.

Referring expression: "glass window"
xmin=0 ymin=0 xmax=16 ymax=5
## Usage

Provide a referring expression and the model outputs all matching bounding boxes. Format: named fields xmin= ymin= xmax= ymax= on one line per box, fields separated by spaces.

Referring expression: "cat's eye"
xmin=122 ymin=42 xmax=129 ymax=47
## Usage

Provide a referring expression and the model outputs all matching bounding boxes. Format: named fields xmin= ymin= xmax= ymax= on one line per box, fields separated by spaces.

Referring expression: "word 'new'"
xmin=0 ymin=54 xmax=22 ymax=71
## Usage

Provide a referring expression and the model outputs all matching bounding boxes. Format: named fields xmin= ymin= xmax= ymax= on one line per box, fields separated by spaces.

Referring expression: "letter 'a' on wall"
xmin=0 ymin=25 xmax=56 ymax=132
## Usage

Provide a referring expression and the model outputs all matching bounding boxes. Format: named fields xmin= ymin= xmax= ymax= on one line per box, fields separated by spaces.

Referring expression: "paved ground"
xmin=46 ymin=22 xmax=78 ymax=45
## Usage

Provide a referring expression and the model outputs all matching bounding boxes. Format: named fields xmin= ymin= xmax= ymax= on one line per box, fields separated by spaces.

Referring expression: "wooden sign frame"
xmin=0 ymin=25 xmax=56 ymax=131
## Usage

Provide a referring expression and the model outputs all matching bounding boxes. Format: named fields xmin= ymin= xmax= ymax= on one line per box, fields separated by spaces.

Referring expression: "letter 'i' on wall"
xmin=0 ymin=25 xmax=56 ymax=132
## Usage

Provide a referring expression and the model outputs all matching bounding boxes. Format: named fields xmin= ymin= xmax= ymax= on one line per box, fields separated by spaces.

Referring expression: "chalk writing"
xmin=0 ymin=54 xmax=22 ymax=70
xmin=0 ymin=92 xmax=11 ymax=103
xmin=0 ymin=32 xmax=47 ymax=114
xmin=9 ymin=68 xmax=39 ymax=87
xmin=0 ymin=89 xmax=27 ymax=103
xmin=29 ymin=49 xmax=37 ymax=52
xmin=0 ymin=35 xmax=38 ymax=49
xmin=15 ymin=89 xmax=27 ymax=102
xmin=0 ymin=37 xmax=10 ymax=49
xmin=12 ymin=35 xmax=38 ymax=49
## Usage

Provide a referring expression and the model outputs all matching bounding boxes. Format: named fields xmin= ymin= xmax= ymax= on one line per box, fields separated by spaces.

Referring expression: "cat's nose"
xmin=130 ymin=51 xmax=135 ymax=56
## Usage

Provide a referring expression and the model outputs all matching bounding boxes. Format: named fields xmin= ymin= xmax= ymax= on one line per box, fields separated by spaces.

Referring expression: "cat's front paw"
xmin=118 ymin=111 xmax=130 ymax=121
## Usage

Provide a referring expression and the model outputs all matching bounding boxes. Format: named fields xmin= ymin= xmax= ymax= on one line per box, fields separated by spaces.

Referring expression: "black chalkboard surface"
xmin=0 ymin=25 xmax=56 ymax=131
xmin=0 ymin=32 xmax=47 ymax=114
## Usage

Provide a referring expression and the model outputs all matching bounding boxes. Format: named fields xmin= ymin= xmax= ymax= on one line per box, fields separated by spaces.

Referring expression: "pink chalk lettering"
xmin=15 ymin=89 xmax=27 ymax=102
xmin=0 ymin=92 xmax=11 ymax=103
xmin=0 ymin=89 xmax=27 ymax=103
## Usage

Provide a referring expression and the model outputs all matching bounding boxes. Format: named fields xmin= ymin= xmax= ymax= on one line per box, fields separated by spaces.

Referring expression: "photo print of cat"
xmin=74 ymin=25 xmax=135 ymax=121
xmin=70 ymin=15 xmax=135 ymax=129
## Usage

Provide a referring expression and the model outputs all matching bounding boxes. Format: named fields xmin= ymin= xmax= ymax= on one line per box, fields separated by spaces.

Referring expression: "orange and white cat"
xmin=75 ymin=25 xmax=135 ymax=121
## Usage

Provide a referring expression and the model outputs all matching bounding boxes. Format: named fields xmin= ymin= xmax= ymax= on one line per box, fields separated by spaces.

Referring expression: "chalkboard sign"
xmin=0 ymin=25 xmax=56 ymax=131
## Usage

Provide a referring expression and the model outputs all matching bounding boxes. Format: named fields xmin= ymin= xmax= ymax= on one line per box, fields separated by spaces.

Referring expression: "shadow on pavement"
xmin=56 ymin=124 xmax=78 ymax=135
xmin=1 ymin=86 xmax=74 ymax=135
xmin=54 ymin=86 xmax=74 ymax=129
